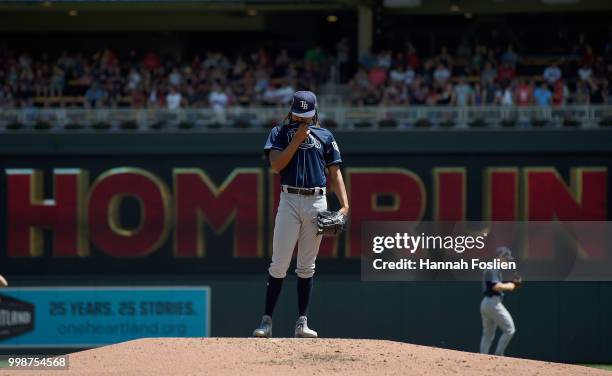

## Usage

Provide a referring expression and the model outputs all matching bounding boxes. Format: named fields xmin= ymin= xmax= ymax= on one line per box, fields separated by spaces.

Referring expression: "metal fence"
xmin=1 ymin=105 xmax=611 ymax=131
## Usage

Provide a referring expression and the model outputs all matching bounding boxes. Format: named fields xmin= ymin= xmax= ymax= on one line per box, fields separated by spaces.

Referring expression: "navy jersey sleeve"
xmin=263 ymin=126 xmax=285 ymax=155
xmin=483 ymin=269 xmax=502 ymax=294
xmin=324 ymin=133 xmax=342 ymax=166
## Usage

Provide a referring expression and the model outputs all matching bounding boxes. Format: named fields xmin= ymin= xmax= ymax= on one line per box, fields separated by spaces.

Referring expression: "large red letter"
xmin=174 ymin=168 xmax=263 ymax=258
xmin=88 ymin=168 xmax=171 ymax=257
xmin=433 ymin=167 xmax=466 ymax=220
xmin=7 ymin=169 xmax=88 ymax=257
xmin=525 ymin=167 xmax=606 ymax=220
xmin=524 ymin=167 xmax=607 ymax=259
xmin=483 ymin=167 xmax=519 ymax=220
xmin=346 ymin=168 xmax=425 ymax=258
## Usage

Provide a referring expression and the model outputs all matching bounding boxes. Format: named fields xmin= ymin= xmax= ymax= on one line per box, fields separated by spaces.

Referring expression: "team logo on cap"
xmin=300 ymin=100 xmax=308 ymax=110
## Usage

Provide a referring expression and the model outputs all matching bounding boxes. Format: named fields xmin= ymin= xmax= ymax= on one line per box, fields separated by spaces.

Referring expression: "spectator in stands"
xmin=437 ymin=82 xmax=454 ymax=105
xmin=166 ymin=86 xmax=182 ymax=110
xmin=592 ymin=56 xmax=609 ymax=79
xmin=127 ymin=67 xmax=142 ymax=92
xmin=500 ymin=84 xmax=514 ymax=106
xmin=381 ymin=82 xmax=404 ymax=106
xmin=336 ymin=37 xmax=350 ymax=82
xmin=473 ymin=83 xmax=484 ymax=106
xmin=578 ymin=63 xmax=593 ymax=82
xmin=389 ymin=64 xmax=415 ymax=86
xmin=457 ymin=38 xmax=471 ymax=62
xmin=543 ymin=62 xmax=562 ymax=86
xmin=348 ymin=67 xmax=369 ymax=105
xmin=588 ymin=78 xmax=608 ymax=104
xmin=0 ymin=84 xmax=13 ymax=107
xmin=515 ymin=79 xmax=533 ymax=106
xmin=574 ymin=80 xmax=591 ymax=104
xmin=437 ymin=46 xmax=454 ymax=71
xmin=368 ymin=64 xmax=388 ymax=87
xmin=453 ymin=77 xmax=473 ymax=106
xmin=49 ymin=65 xmax=65 ymax=97
xmin=33 ymin=66 xmax=50 ymax=97
xmin=582 ymin=44 xmax=595 ymax=67
xmin=409 ymin=77 xmax=428 ymax=105
xmin=105 ymin=80 xmax=122 ymax=108
xmin=484 ymin=80 xmax=499 ymax=105
xmin=131 ymin=87 xmax=146 ymax=108
xmin=405 ymin=43 xmax=421 ymax=71
xmin=497 ymin=61 xmax=516 ymax=86
xmin=142 ymin=51 xmax=161 ymax=71
xmin=481 ymin=61 xmax=497 ymax=85
xmin=552 ymin=79 xmax=570 ymax=106
xmin=363 ymin=85 xmax=382 ymax=105
xmin=533 ymin=82 xmax=552 ymax=106
xmin=470 ymin=45 xmax=487 ymax=74
xmin=168 ymin=67 xmax=182 ymax=87
xmin=209 ymin=83 xmax=229 ymax=122
xmin=433 ymin=63 xmax=451 ymax=86
xmin=305 ymin=46 xmax=326 ymax=65
xmin=84 ymin=82 xmax=106 ymax=108
xmin=376 ymin=50 xmax=393 ymax=69
xmin=501 ymin=45 xmax=519 ymax=67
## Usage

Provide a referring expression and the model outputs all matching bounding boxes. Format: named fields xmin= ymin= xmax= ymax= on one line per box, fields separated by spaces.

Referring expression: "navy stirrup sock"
xmin=297 ymin=276 xmax=313 ymax=317
xmin=264 ymin=275 xmax=284 ymax=317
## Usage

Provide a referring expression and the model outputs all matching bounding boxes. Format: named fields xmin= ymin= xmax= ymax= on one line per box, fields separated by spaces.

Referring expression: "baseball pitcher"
xmin=253 ymin=90 xmax=349 ymax=338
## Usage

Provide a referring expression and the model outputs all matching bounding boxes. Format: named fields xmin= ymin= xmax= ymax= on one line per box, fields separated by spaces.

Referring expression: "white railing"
xmin=0 ymin=105 xmax=611 ymax=131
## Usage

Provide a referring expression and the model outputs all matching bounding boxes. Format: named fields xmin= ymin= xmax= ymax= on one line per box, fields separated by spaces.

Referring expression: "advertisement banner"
xmin=0 ymin=287 xmax=210 ymax=348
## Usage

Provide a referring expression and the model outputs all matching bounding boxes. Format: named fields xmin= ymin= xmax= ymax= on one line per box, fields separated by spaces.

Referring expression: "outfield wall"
xmin=0 ymin=129 xmax=610 ymax=362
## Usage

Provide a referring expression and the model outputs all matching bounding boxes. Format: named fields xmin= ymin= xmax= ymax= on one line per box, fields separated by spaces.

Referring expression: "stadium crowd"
xmin=350 ymin=41 xmax=612 ymax=106
xmin=0 ymin=36 xmax=611 ymax=109
xmin=0 ymin=46 xmax=331 ymax=109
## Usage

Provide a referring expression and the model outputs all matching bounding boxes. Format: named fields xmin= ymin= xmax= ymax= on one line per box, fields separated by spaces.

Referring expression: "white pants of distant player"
xmin=268 ymin=190 xmax=327 ymax=279
xmin=480 ymin=296 xmax=516 ymax=356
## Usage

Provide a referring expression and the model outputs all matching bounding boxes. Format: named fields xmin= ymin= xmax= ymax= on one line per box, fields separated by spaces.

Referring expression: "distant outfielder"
xmin=480 ymin=246 xmax=521 ymax=356
xmin=253 ymin=91 xmax=349 ymax=338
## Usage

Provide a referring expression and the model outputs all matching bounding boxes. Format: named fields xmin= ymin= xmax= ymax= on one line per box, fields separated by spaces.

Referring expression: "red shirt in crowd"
xmin=515 ymin=83 xmax=532 ymax=106
xmin=553 ymin=81 xmax=566 ymax=105
xmin=406 ymin=52 xmax=420 ymax=70
xmin=497 ymin=63 xmax=516 ymax=83
xmin=143 ymin=52 xmax=161 ymax=71
xmin=368 ymin=66 xmax=388 ymax=87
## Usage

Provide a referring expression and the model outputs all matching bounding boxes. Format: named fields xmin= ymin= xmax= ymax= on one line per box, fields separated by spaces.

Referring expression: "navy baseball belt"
xmin=281 ymin=185 xmax=326 ymax=196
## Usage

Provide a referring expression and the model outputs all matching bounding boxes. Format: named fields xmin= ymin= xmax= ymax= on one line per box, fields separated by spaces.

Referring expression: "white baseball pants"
xmin=268 ymin=191 xmax=327 ymax=279
xmin=479 ymin=295 xmax=516 ymax=356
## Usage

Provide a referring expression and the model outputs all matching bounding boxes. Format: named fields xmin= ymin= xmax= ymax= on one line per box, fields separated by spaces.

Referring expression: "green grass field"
xmin=582 ymin=364 xmax=612 ymax=372
xmin=0 ymin=360 xmax=8 ymax=368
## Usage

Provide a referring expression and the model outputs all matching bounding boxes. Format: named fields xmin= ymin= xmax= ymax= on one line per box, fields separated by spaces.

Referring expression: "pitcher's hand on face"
xmin=294 ymin=123 xmax=310 ymax=143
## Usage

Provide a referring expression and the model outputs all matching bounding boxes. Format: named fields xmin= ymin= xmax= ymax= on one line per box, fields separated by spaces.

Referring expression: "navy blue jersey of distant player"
xmin=264 ymin=123 xmax=342 ymax=188
xmin=482 ymin=268 xmax=503 ymax=297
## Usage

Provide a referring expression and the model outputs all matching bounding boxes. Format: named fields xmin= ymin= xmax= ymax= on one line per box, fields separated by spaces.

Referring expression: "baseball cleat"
xmin=294 ymin=316 xmax=318 ymax=338
xmin=252 ymin=315 xmax=272 ymax=338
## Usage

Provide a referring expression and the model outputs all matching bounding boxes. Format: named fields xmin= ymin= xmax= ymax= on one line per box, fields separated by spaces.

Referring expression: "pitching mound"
xmin=11 ymin=338 xmax=611 ymax=376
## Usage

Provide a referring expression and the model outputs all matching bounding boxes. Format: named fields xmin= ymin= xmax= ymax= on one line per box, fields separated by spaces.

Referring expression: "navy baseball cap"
xmin=291 ymin=91 xmax=317 ymax=118
xmin=496 ymin=246 xmax=514 ymax=261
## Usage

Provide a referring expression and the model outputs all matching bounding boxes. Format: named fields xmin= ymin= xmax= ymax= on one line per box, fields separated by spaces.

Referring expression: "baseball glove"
xmin=316 ymin=210 xmax=347 ymax=237
xmin=512 ymin=274 xmax=522 ymax=290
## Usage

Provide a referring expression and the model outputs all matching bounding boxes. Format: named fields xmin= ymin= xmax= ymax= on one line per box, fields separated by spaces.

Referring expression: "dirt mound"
xmin=8 ymin=338 xmax=610 ymax=376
